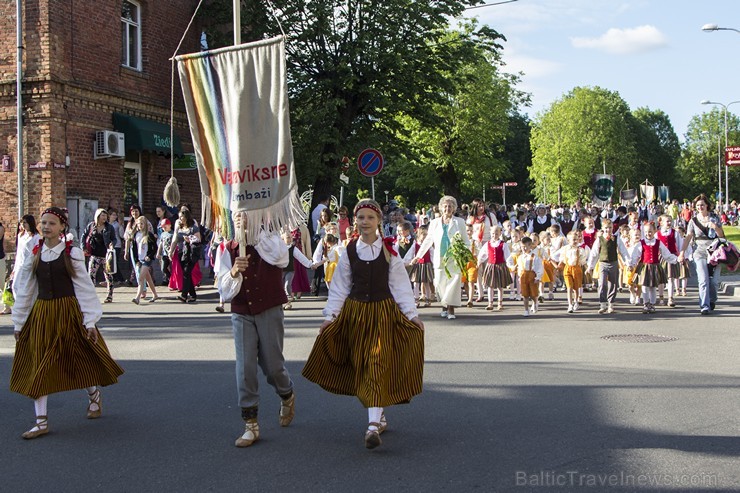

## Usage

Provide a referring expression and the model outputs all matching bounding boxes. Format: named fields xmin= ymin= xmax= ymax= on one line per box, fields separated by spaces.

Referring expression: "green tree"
xmin=390 ymin=26 xmax=520 ymax=199
xmin=678 ymin=108 xmax=740 ymax=202
xmin=530 ymin=86 xmax=638 ymax=204
xmin=630 ymin=107 xmax=680 ymax=190
xmin=201 ymin=0 xmax=507 ymax=210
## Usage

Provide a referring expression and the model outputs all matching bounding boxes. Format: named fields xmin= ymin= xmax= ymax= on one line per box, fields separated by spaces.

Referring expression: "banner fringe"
xmin=201 ymin=187 xmax=306 ymax=244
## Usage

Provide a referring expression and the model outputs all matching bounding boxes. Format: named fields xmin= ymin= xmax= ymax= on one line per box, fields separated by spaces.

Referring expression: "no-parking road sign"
xmin=357 ymin=148 xmax=384 ymax=177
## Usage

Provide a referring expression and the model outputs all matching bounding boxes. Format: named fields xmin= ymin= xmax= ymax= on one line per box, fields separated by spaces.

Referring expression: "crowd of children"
xmin=352 ymin=199 xmax=697 ymax=318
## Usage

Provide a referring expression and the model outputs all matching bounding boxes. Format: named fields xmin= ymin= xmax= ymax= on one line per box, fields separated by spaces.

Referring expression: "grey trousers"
xmin=598 ymin=261 xmax=619 ymax=304
xmin=232 ymin=305 xmax=293 ymax=409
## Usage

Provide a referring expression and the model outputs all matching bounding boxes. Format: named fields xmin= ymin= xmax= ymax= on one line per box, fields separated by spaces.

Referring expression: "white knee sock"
xmin=667 ymin=280 xmax=674 ymax=298
xmin=34 ymin=395 xmax=48 ymax=418
xmin=368 ymin=407 xmax=383 ymax=430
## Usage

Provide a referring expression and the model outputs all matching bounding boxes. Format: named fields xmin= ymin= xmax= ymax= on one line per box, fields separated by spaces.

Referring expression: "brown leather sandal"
xmin=22 ymin=416 xmax=49 ymax=439
xmin=87 ymin=389 xmax=102 ymax=419
xmin=364 ymin=422 xmax=382 ymax=449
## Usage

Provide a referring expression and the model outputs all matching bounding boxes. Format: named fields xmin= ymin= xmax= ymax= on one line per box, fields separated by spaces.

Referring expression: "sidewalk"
xmin=719 ymin=272 xmax=740 ymax=298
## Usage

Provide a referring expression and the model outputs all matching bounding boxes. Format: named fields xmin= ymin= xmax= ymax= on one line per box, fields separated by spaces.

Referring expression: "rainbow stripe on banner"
xmin=176 ymin=37 xmax=304 ymax=242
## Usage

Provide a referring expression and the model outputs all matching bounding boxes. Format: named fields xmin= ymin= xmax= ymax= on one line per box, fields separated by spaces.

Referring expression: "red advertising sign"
xmin=503 ymin=182 xmax=518 ymax=187
xmin=725 ymin=146 xmax=740 ymax=166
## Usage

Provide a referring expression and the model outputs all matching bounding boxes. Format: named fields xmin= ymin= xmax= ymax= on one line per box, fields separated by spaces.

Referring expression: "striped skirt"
xmin=410 ymin=263 xmax=434 ymax=284
xmin=302 ymin=297 xmax=424 ymax=408
xmin=637 ymin=263 xmax=667 ymax=287
xmin=661 ymin=259 xmax=680 ymax=279
xmin=10 ymin=297 xmax=124 ymax=399
xmin=481 ymin=263 xmax=512 ymax=289
xmin=677 ymin=259 xmax=691 ymax=280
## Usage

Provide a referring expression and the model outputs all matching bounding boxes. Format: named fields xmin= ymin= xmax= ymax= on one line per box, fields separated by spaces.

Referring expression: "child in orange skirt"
xmin=463 ymin=224 xmax=479 ymax=307
xmin=555 ymin=230 xmax=588 ymax=313
xmin=538 ymin=231 xmax=556 ymax=301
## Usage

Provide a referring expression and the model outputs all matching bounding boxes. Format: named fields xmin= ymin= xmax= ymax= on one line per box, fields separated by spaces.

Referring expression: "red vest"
xmin=416 ymin=242 xmax=431 ymax=264
xmin=640 ymin=240 xmax=660 ymax=264
xmin=487 ymin=240 xmax=506 ymax=264
xmin=226 ymin=240 xmax=287 ymax=316
xmin=656 ymin=229 xmax=677 ymax=255
xmin=582 ymin=229 xmax=596 ymax=248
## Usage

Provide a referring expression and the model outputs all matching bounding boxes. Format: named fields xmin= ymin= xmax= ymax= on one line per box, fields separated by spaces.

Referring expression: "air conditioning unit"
xmin=94 ymin=130 xmax=125 ymax=159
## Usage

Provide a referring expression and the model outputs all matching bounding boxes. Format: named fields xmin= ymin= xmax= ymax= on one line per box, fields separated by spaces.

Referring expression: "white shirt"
xmin=322 ymin=237 xmax=418 ymax=322
xmin=12 ymin=241 xmax=102 ymax=332
xmin=13 ymin=232 xmax=42 ymax=277
xmin=217 ymin=232 xmax=289 ymax=302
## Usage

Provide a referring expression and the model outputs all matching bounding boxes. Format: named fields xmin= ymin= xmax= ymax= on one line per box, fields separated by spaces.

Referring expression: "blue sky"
xmin=471 ymin=0 xmax=739 ymax=141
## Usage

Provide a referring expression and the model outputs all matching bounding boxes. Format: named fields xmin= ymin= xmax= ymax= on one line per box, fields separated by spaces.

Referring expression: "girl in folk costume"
xmin=507 ymin=228 xmax=523 ymax=300
xmin=623 ymin=228 xmax=643 ymax=305
xmin=548 ymin=223 xmax=566 ymax=292
xmin=280 ymin=230 xmax=318 ymax=310
xmin=131 ymin=216 xmax=160 ymax=305
xmin=7 ymin=215 xmax=42 ymax=314
xmin=462 ymin=224 xmax=480 ymax=308
xmin=466 ymin=198 xmax=498 ymax=302
xmin=675 ymin=225 xmax=692 ymax=296
xmin=528 ymin=232 xmax=547 ymax=305
xmin=10 ymin=207 xmax=124 ymax=439
xmin=412 ymin=196 xmax=470 ymax=320
xmin=628 ymin=221 xmax=677 ymax=314
xmin=580 ymin=215 xmax=597 ymax=293
xmin=538 ymin=231 xmax=556 ymax=301
xmin=321 ymin=234 xmax=343 ymax=289
xmin=554 ymin=230 xmax=589 ymax=313
xmin=478 ymin=225 xmax=511 ymax=311
xmin=290 ymin=224 xmax=312 ymax=299
xmin=302 ymin=199 xmax=425 ymax=450
xmin=616 ymin=224 xmax=631 ymax=293
xmin=656 ymin=214 xmax=682 ymax=307
xmin=408 ymin=224 xmax=434 ymax=308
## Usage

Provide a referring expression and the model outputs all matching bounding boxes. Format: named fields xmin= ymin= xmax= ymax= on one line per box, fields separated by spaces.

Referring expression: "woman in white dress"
xmin=412 ymin=196 xmax=470 ymax=320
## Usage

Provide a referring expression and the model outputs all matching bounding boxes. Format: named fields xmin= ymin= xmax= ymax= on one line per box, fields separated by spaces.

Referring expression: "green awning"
xmin=113 ymin=112 xmax=184 ymax=156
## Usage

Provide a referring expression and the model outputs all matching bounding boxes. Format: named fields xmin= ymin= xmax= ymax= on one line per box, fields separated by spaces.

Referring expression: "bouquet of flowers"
xmin=442 ymin=232 xmax=474 ymax=278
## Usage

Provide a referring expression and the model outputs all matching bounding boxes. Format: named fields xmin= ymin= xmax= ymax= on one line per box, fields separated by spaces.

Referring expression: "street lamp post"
xmin=701 ymin=23 xmax=740 ymax=210
xmin=701 ymin=130 xmax=722 ymax=204
xmin=701 ymin=99 xmax=740 ymax=211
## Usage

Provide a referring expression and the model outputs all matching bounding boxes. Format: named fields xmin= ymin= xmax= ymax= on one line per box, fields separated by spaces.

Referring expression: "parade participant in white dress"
xmin=412 ymin=196 xmax=470 ymax=320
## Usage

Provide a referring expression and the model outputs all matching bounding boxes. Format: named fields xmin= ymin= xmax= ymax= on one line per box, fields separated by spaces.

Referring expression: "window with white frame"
xmin=121 ymin=1 xmax=141 ymax=70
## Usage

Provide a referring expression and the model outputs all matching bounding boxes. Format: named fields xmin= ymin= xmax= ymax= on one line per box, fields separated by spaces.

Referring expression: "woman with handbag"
xmin=10 ymin=207 xmax=124 ymax=439
xmin=678 ymin=194 xmax=726 ymax=315
xmin=81 ymin=209 xmax=116 ymax=303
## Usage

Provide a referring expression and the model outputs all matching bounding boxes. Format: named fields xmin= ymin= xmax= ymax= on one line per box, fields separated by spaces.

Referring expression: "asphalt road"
xmin=1 ymin=280 xmax=738 ymax=492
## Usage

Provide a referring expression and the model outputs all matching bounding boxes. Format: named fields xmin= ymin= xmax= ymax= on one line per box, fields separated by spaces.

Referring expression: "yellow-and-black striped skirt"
xmin=302 ymin=297 xmax=424 ymax=408
xmin=10 ymin=296 xmax=124 ymax=399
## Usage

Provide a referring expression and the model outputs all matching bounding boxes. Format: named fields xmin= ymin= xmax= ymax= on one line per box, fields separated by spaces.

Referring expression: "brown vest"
xmin=226 ymin=240 xmax=287 ymax=316
xmin=36 ymin=255 xmax=76 ymax=300
xmin=347 ymin=240 xmax=392 ymax=303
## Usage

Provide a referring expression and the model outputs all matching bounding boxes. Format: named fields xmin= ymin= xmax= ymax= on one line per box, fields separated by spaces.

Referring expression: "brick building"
xmin=0 ymin=0 xmax=203 ymax=248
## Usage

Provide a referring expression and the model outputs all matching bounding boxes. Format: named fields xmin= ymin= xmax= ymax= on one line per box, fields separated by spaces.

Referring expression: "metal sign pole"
xmin=371 ymin=177 xmax=375 ymax=201
xmin=502 ymin=184 xmax=506 ymax=207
